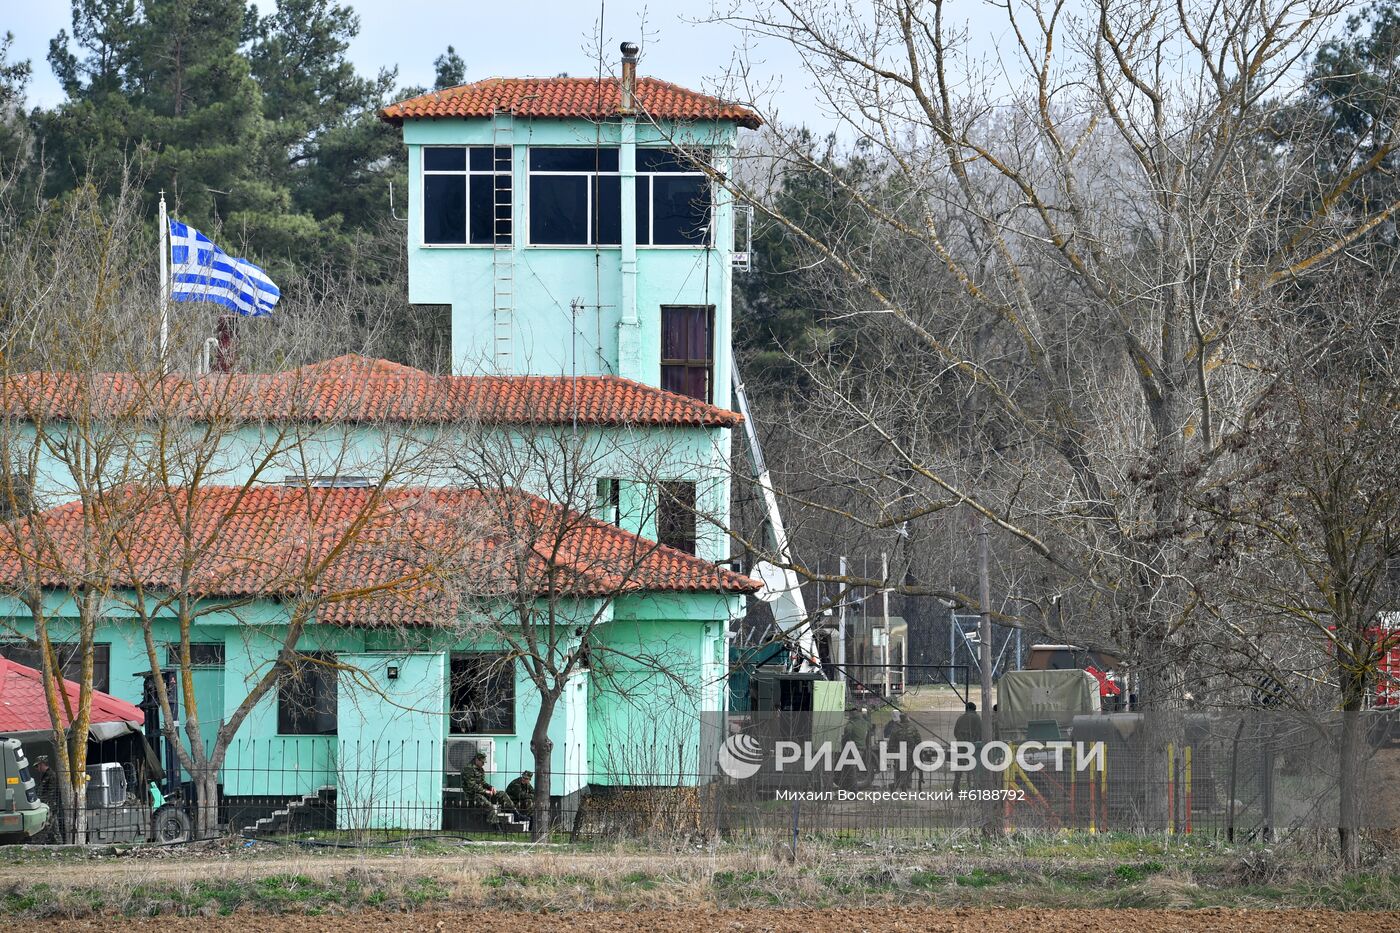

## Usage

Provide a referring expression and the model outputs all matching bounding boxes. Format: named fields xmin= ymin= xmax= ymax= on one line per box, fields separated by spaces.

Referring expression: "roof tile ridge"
xmin=606 ymin=374 xmax=744 ymax=419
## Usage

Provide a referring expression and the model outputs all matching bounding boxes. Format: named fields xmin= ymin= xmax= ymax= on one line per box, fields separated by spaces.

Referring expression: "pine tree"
xmin=245 ymin=0 xmax=402 ymax=263
xmin=40 ymin=0 xmax=271 ymax=228
xmin=0 ymin=32 xmax=32 ymax=174
xmin=433 ymin=46 xmax=465 ymax=90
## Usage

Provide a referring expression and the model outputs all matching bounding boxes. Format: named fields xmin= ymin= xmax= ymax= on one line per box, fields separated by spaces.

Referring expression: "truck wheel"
xmin=152 ymin=804 xmax=193 ymax=844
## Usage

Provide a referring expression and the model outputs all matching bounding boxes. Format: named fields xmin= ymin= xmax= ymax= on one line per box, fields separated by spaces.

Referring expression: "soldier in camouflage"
xmin=505 ymin=769 xmax=534 ymax=819
xmin=460 ymin=751 xmax=498 ymax=809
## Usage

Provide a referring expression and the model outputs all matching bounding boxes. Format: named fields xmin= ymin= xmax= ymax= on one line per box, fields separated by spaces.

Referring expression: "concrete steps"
xmin=241 ymin=785 xmax=335 ymax=837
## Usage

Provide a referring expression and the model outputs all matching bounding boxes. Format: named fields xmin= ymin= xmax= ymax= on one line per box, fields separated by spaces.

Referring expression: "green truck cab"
xmin=0 ymin=737 xmax=50 ymax=840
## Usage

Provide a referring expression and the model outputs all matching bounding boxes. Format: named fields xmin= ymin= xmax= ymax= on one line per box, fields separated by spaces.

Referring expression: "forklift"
xmin=79 ymin=671 xmax=195 ymax=843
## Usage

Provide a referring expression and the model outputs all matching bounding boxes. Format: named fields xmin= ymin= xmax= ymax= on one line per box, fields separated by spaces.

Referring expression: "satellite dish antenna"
xmin=750 ymin=560 xmax=792 ymax=604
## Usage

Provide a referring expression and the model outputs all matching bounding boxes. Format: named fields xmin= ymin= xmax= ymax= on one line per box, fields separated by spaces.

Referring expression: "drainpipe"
xmin=617 ymin=41 xmax=640 ymax=381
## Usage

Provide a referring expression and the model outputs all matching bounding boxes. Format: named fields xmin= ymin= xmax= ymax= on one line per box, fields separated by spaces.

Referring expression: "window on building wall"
xmin=660 ymin=305 xmax=714 ymax=402
xmin=277 ymin=653 xmax=338 ymax=735
xmin=595 ymin=477 xmax=621 ymax=525
xmin=422 ymin=146 xmax=512 ymax=245
xmin=526 ymin=147 xmax=713 ymax=246
xmin=637 ymin=148 xmax=712 ymax=246
xmin=528 ymin=147 xmax=620 ymax=245
xmin=0 ymin=641 xmax=110 ymax=693
xmin=656 ymin=480 xmax=697 ymax=555
xmin=166 ymin=644 xmax=225 ymax=667
xmin=450 ymin=653 xmax=515 ymax=734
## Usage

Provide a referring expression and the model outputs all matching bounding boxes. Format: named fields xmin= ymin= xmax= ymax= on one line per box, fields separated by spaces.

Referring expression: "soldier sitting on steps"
xmin=505 ymin=769 xmax=534 ymax=820
xmin=460 ymin=751 xmax=500 ymax=811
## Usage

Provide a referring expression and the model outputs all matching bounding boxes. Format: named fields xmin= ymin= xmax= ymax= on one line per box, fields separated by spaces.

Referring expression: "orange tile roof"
xmin=0 ymin=486 xmax=758 ymax=627
xmin=2 ymin=354 xmax=742 ymax=428
xmin=380 ymin=77 xmax=762 ymax=129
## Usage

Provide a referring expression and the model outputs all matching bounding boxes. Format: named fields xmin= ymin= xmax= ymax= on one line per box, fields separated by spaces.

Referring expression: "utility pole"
xmin=837 ymin=555 xmax=848 ymax=683
xmin=978 ymin=517 xmax=994 ymax=743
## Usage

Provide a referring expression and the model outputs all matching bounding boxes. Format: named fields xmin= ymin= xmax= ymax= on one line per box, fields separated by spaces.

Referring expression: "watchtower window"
xmin=529 ymin=147 xmax=621 ymax=246
xmin=422 ymin=146 xmax=512 ymax=245
xmin=526 ymin=147 xmax=713 ymax=247
xmin=637 ymin=148 xmax=713 ymax=246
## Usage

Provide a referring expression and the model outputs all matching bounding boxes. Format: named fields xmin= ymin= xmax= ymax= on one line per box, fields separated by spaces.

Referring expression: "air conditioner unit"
xmin=444 ymin=737 xmax=494 ymax=776
xmin=85 ymin=762 xmax=128 ymax=809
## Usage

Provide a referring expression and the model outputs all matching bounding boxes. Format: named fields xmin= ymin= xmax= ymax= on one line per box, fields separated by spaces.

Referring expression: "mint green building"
xmin=0 ymin=57 xmax=761 ymax=829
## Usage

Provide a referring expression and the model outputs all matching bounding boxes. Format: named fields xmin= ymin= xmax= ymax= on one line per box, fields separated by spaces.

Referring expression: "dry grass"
xmin=1 ymin=833 xmax=1397 ymax=917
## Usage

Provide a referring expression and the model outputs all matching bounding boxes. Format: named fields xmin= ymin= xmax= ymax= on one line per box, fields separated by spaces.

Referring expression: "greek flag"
xmin=168 ymin=220 xmax=280 ymax=316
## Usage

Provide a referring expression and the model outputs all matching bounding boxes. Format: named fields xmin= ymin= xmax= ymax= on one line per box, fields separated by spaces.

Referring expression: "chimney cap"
xmin=620 ymin=41 xmax=639 ymax=60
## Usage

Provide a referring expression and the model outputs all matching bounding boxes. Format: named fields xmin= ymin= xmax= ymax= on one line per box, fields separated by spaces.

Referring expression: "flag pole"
xmin=158 ymin=190 xmax=170 ymax=372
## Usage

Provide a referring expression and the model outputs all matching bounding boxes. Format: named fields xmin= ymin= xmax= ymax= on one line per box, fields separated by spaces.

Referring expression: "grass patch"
xmin=954 ymin=868 xmax=1012 ymax=888
xmin=1114 ymin=860 xmax=1166 ymax=883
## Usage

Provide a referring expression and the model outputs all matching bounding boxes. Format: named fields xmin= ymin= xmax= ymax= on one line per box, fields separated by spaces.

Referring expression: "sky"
xmin=3 ymin=1 xmax=1339 ymax=128
xmin=1 ymin=0 xmax=893 ymax=128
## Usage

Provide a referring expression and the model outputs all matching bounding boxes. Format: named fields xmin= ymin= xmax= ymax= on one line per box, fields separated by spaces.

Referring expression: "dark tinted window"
xmin=594 ymin=175 xmax=621 ymax=245
xmin=652 ymin=175 xmax=711 ymax=245
xmin=0 ymin=642 xmax=110 ymax=693
xmin=277 ymin=653 xmax=337 ymax=735
xmin=635 ymin=179 xmax=651 ymax=245
xmin=469 ymin=146 xmax=511 ymax=171
xmin=530 ymin=175 xmax=589 ymax=245
xmin=424 ymin=174 xmax=467 ymax=244
xmin=450 ymin=654 xmax=515 ymax=734
xmin=424 ymin=146 xmax=510 ymax=246
xmin=529 ymin=147 xmax=618 ymax=172
xmin=470 ymin=174 xmax=511 ymax=244
xmin=638 ymin=148 xmax=708 ymax=172
xmin=424 ymin=146 xmax=466 ymax=171
xmin=167 ymin=644 xmax=225 ymax=667
xmin=657 ymin=481 xmax=698 ymax=555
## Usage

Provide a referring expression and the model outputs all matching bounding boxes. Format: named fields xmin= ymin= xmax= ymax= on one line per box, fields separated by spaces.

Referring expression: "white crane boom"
xmin=731 ymin=365 xmax=821 ymax=673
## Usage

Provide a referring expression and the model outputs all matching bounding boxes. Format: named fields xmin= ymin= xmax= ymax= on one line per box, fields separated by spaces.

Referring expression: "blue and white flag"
xmin=168 ymin=220 xmax=280 ymax=317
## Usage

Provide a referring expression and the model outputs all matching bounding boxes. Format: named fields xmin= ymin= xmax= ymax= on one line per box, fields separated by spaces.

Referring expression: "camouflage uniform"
xmin=883 ymin=713 xmax=922 ymax=790
xmin=952 ymin=706 xmax=983 ymax=794
xmin=838 ymin=709 xmax=873 ymax=789
xmin=504 ymin=773 xmax=535 ymax=816
xmin=460 ymin=756 xmax=496 ymax=809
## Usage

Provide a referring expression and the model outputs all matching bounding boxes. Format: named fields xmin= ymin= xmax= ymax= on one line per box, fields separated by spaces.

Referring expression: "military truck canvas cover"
xmin=997 ymin=669 xmax=1101 ymax=741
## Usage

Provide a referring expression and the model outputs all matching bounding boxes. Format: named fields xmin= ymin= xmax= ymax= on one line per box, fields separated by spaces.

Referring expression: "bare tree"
xmin=705 ymin=0 xmax=1399 ymax=717
xmin=1199 ymin=262 xmax=1400 ymax=866
xmin=0 ymin=166 xmax=159 ymax=842
xmin=442 ymin=417 xmax=752 ymax=841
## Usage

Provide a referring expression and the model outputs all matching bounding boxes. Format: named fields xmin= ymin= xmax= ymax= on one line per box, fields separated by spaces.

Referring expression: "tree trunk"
xmin=1134 ymin=641 xmax=1178 ymax=832
xmin=1339 ymin=662 xmax=1366 ymax=869
xmin=1338 ymin=711 xmax=1362 ymax=869
xmin=194 ymin=769 xmax=219 ymax=840
xmin=530 ymin=694 xmax=557 ymax=843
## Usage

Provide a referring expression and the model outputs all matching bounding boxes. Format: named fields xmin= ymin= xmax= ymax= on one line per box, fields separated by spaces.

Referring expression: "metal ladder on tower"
xmin=491 ymin=109 xmax=515 ymax=373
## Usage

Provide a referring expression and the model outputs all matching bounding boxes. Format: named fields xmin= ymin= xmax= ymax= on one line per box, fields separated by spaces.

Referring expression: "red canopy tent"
xmin=0 ymin=653 xmax=143 ymax=741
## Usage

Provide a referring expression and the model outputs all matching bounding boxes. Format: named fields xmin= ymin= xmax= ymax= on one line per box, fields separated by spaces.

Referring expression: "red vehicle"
xmin=1025 ymin=645 xmax=1127 ymax=710
xmin=1364 ymin=618 xmax=1399 ymax=746
xmin=1371 ymin=620 xmax=1399 ymax=710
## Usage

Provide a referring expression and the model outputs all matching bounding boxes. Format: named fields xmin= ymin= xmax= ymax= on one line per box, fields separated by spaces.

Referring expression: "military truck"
xmin=996 ymin=668 xmax=1103 ymax=742
xmin=0 ymin=737 xmax=49 ymax=841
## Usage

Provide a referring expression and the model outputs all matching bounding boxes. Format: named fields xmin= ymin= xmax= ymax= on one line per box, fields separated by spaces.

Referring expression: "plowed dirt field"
xmin=16 ymin=907 xmax=1400 ymax=932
